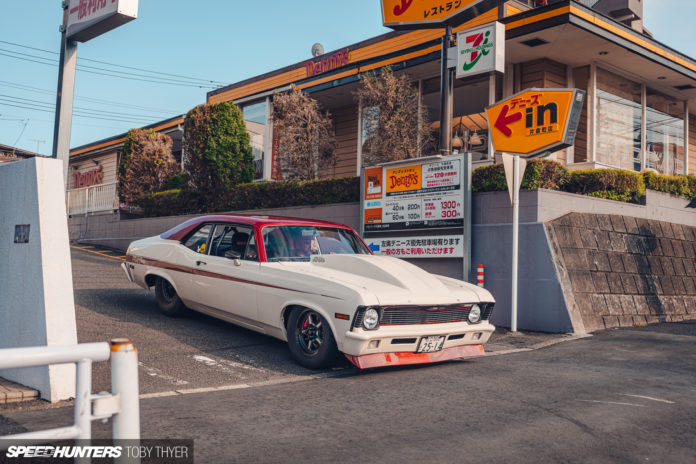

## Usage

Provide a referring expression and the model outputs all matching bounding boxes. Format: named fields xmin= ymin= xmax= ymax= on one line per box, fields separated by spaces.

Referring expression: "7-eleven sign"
xmin=456 ymin=22 xmax=504 ymax=79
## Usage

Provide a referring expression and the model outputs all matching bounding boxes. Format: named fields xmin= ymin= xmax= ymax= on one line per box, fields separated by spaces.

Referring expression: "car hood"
xmin=277 ymin=254 xmax=494 ymax=306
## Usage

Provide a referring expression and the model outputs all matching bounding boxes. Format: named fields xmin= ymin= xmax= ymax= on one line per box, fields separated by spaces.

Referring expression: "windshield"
xmin=262 ymin=226 xmax=370 ymax=262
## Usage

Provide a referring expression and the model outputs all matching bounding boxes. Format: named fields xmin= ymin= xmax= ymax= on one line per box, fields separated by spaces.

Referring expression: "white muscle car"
xmin=122 ymin=215 xmax=496 ymax=369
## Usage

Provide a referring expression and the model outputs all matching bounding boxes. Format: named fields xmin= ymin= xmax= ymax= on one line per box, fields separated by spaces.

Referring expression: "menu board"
xmin=362 ymin=157 xmax=464 ymax=232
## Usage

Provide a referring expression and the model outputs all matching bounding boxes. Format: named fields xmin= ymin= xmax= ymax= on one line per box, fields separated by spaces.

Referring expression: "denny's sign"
xmin=381 ymin=0 xmax=507 ymax=29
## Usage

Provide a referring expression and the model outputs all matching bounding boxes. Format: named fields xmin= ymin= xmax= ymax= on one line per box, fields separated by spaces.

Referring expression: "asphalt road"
xmin=2 ymin=323 xmax=695 ymax=463
xmin=1 ymin=247 xmax=695 ymax=463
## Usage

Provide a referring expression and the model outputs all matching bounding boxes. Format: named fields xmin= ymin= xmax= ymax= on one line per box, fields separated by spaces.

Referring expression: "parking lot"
xmin=1 ymin=246 xmax=695 ymax=463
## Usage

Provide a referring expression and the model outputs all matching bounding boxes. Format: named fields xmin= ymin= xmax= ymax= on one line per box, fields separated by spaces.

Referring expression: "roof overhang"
xmin=504 ymin=1 xmax=696 ymax=106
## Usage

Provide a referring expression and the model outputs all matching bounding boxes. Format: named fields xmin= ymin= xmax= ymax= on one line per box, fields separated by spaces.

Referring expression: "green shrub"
xmin=473 ymin=160 xmax=648 ymax=204
xmin=472 ymin=159 xmax=567 ymax=192
xmin=563 ymin=169 xmax=645 ymax=203
xmin=163 ymin=173 xmax=186 ymax=190
xmin=643 ymin=171 xmax=696 ymax=200
xmin=138 ymin=177 xmax=360 ymax=217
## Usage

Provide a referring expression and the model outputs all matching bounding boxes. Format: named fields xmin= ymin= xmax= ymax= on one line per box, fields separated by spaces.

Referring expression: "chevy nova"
xmin=122 ymin=214 xmax=496 ymax=369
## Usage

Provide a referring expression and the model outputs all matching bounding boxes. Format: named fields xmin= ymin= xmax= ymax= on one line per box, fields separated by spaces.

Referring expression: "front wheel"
xmin=287 ymin=308 xmax=339 ymax=369
xmin=154 ymin=277 xmax=186 ymax=317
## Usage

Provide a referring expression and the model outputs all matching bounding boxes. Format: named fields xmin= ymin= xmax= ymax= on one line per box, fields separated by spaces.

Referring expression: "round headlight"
xmin=363 ymin=308 xmax=380 ymax=330
xmin=468 ymin=304 xmax=482 ymax=323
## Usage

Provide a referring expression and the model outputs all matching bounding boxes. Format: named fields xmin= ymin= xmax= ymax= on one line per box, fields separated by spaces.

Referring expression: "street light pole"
xmin=52 ymin=0 xmax=78 ymax=188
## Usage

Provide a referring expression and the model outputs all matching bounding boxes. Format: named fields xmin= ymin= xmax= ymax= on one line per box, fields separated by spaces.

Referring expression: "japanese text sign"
xmin=366 ymin=235 xmax=464 ymax=258
xmin=485 ymin=88 xmax=586 ymax=158
xmin=381 ymin=0 xmax=507 ymax=29
xmin=66 ymin=0 xmax=138 ymax=42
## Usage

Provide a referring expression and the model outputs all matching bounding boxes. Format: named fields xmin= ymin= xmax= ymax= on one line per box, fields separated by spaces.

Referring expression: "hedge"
xmin=643 ymin=171 xmax=696 ymax=200
xmin=137 ymin=176 xmax=360 ymax=217
xmin=473 ymin=159 xmax=646 ymax=203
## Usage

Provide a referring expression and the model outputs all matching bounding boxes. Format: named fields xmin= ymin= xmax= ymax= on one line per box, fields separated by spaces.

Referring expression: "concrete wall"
xmin=547 ymin=212 xmax=696 ymax=332
xmin=472 ymin=222 xmax=573 ymax=333
xmin=70 ymin=202 xmax=362 ymax=251
xmin=475 ymin=189 xmax=696 ymax=226
xmin=0 ymin=158 xmax=77 ymax=401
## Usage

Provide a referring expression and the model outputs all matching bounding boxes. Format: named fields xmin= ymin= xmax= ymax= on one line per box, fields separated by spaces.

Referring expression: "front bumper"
xmin=346 ymin=344 xmax=485 ymax=369
xmin=342 ymin=320 xmax=495 ymax=366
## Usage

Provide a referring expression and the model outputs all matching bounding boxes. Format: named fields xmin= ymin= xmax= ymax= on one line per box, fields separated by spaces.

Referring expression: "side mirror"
xmin=224 ymin=250 xmax=241 ymax=260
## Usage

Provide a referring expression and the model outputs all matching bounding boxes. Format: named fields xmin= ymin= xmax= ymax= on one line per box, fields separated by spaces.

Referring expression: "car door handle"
xmin=196 ymin=261 xmax=207 ymax=266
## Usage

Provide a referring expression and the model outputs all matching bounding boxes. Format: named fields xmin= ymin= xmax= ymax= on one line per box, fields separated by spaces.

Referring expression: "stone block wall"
xmin=546 ymin=212 xmax=696 ymax=332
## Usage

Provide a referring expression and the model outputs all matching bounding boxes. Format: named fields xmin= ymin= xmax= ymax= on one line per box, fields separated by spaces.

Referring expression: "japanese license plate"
xmin=417 ymin=336 xmax=445 ymax=353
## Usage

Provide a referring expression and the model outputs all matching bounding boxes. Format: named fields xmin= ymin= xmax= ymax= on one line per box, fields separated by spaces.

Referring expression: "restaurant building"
xmin=68 ymin=0 xmax=696 ymax=213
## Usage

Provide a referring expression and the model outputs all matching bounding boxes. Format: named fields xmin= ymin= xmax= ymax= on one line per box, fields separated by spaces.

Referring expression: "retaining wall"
xmin=547 ymin=213 xmax=696 ymax=333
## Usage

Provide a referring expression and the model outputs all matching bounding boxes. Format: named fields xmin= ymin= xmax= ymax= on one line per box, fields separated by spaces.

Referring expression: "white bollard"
xmin=110 ymin=339 xmax=140 ymax=440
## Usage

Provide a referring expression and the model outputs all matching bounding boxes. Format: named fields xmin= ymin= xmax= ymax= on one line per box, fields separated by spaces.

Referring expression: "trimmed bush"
xmin=472 ymin=159 xmax=567 ymax=192
xmin=563 ymin=169 xmax=645 ymax=203
xmin=473 ymin=159 xmax=646 ymax=203
xmin=137 ymin=177 xmax=360 ymax=217
xmin=643 ymin=171 xmax=696 ymax=200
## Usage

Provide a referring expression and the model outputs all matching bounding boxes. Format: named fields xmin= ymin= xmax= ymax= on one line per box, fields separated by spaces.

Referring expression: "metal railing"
xmin=0 ymin=339 xmax=140 ymax=442
xmin=66 ymin=182 xmax=118 ymax=215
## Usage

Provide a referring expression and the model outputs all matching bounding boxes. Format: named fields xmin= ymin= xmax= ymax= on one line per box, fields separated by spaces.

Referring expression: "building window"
xmin=646 ymin=90 xmax=685 ymax=175
xmin=242 ymin=101 xmax=267 ymax=180
xmin=595 ymin=68 xmax=642 ymax=171
xmin=421 ymin=75 xmax=493 ymax=159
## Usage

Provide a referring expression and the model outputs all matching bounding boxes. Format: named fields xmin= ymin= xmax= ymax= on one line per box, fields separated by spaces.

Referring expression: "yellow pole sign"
xmin=381 ymin=0 xmax=506 ymax=29
xmin=485 ymin=88 xmax=586 ymax=158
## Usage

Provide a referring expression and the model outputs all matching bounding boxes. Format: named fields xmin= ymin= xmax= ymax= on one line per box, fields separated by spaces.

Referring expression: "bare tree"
xmin=354 ymin=67 xmax=432 ymax=166
xmin=118 ymin=129 xmax=179 ymax=204
xmin=272 ymin=86 xmax=337 ymax=180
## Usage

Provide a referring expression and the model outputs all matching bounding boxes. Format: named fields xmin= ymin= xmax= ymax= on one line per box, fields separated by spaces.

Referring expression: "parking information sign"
xmin=363 ymin=156 xmax=464 ymax=232
xmin=365 ymin=235 xmax=464 ymax=258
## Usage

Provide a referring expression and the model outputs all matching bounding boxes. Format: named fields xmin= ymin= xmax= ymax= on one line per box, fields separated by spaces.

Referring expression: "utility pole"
xmin=52 ymin=0 xmax=78 ymax=188
xmin=29 ymin=139 xmax=46 ymax=154
xmin=439 ymin=24 xmax=455 ymax=155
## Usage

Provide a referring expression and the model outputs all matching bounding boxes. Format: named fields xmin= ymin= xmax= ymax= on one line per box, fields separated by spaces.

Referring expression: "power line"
xmin=0 ymin=94 xmax=162 ymax=122
xmin=0 ymin=50 xmax=216 ymax=89
xmin=0 ymin=39 xmax=229 ymax=86
xmin=0 ymin=79 xmax=180 ymax=114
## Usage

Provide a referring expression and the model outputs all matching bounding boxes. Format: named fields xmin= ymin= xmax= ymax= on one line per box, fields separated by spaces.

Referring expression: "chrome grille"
xmin=353 ymin=303 xmax=494 ymax=328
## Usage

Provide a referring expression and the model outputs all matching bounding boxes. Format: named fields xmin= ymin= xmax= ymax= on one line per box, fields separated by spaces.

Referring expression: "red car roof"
xmin=161 ymin=214 xmax=356 ymax=241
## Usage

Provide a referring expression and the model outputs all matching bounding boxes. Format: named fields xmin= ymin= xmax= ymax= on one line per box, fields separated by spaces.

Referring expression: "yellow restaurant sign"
xmin=485 ymin=88 xmax=586 ymax=158
xmin=381 ymin=0 xmax=505 ymax=29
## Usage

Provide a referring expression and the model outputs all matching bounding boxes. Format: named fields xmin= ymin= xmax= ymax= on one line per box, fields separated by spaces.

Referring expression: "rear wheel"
xmin=287 ymin=308 xmax=339 ymax=369
xmin=154 ymin=277 xmax=186 ymax=317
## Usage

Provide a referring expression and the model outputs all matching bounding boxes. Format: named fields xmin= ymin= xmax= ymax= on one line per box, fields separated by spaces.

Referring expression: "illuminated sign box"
xmin=381 ymin=0 xmax=506 ymax=30
xmin=456 ymin=22 xmax=504 ymax=79
xmin=66 ymin=0 xmax=138 ymax=43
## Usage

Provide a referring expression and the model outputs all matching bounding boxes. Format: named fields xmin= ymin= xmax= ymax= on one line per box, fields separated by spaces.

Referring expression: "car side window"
xmin=183 ymin=224 xmax=212 ymax=254
xmin=209 ymin=224 xmax=254 ymax=260
xmin=245 ymin=234 xmax=259 ymax=262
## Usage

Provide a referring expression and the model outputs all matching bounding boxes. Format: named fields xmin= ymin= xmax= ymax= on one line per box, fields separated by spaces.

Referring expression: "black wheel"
xmin=287 ymin=308 xmax=339 ymax=369
xmin=154 ymin=277 xmax=186 ymax=317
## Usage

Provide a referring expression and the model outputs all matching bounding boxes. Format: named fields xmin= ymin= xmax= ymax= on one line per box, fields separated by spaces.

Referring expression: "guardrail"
xmin=66 ymin=182 xmax=118 ymax=215
xmin=0 ymin=339 xmax=140 ymax=442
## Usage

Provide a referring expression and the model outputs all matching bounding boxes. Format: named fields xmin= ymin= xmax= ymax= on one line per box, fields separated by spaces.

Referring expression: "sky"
xmin=0 ymin=0 xmax=693 ymax=155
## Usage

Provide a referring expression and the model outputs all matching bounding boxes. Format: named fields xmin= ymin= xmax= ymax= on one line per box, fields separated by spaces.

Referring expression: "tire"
xmin=287 ymin=308 xmax=339 ymax=369
xmin=154 ymin=277 xmax=186 ymax=317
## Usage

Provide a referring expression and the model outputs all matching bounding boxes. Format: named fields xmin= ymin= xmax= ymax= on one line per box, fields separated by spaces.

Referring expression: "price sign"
xmin=362 ymin=155 xmax=465 ymax=232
